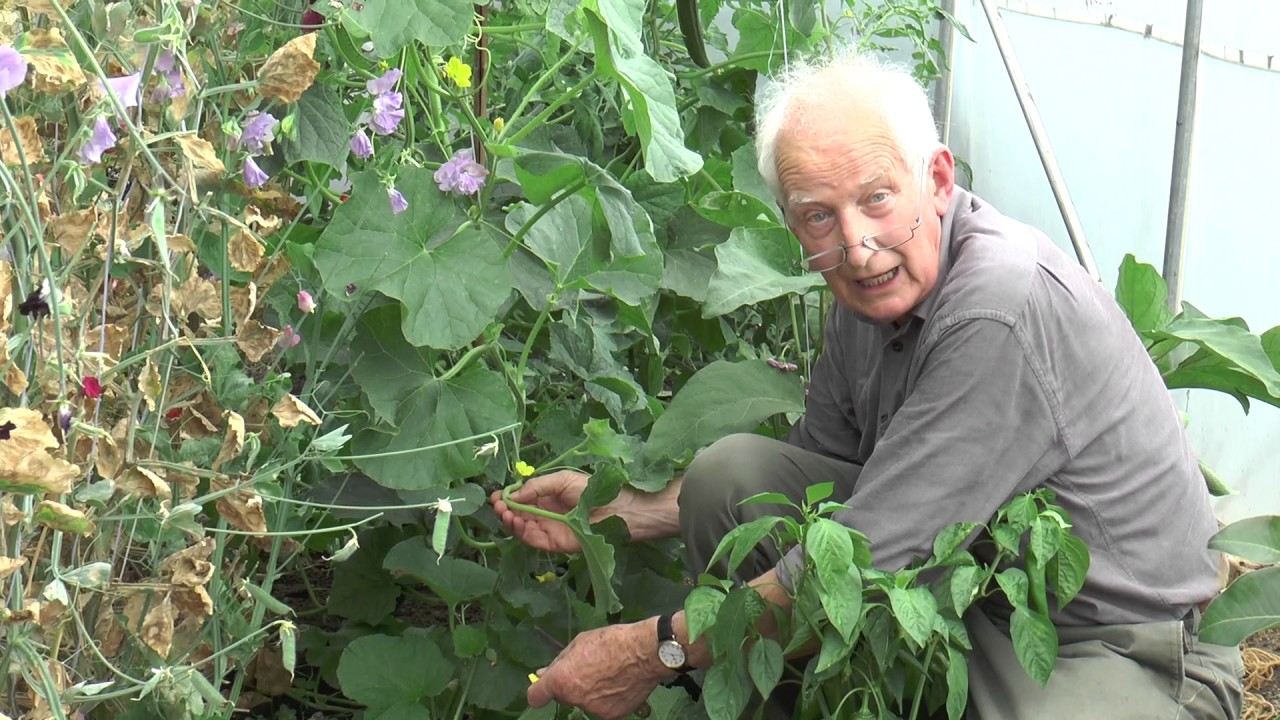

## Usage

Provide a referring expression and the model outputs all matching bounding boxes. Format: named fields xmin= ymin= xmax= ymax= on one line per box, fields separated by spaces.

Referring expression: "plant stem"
xmin=675 ymin=50 xmax=776 ymax=79
xmin=505 ymin=69 xmax=601 ymax=146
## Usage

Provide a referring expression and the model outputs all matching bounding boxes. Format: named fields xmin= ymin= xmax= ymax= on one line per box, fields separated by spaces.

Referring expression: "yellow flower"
xmin=443 ymin=56 xmax=472 ymax=88
xmin=528 ymin=673 xmax=540 ymax=684
xmin=515 ymin=461 xmax=535 ymax=477
xmin=493 ymin=117 xmax=505 ymax=133
xmin=535 ymin=571 xmax=556 ymax=584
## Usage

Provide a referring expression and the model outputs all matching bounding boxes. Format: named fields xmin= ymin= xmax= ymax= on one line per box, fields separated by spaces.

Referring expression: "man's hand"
xmin=490 ymin=470 xmax=632 ymax=553
xmin=528 ymin=620 xmax=670 ymax=720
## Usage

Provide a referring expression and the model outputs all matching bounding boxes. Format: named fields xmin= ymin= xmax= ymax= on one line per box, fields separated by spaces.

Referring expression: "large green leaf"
xmin=383 ymin=538 xmax=498 ymax=605
xmin=314 ymin=169 xmax=511 ymax=349
xmin=350 ymin=305 xmax=436 ymax=424
xmin=684 ymin=586 xmax=726 ymax=643
xmin=639 ymin=359 xmax=805 ymax=472
xmin=808 ymin=519 xmax=861 ymax=641
xmin=1114 ymin=254 xmax=1171 ymax=334
xmin=694 ymin=191 xmax=778 ymax=229
xmin=352 ymin=367 xmax=516 ymax=490
xmin=284 ymin=84 xmax=351 ymax=169
xmin=327 ymin=526 xmax=405 ymax=624
xmin=702 ymin=662 xmax=752 ymax=720
xmin=584 ymin=0 xmax=703 ymax=182
xmin=1048 ymin=534 xmax=1089 ymax=609
xmin=1153 ymin=317 xmax=1280 ymax=397
xmin=702 ymin=227 xmax=823 ymax=317
xmin=1200 ymin=566 xmax=1280 ymax=646
xmin=945 ymin=645 xmax=968 ymax=720
xmin=350 ymin=0 xmax=474 ymax=56
xmin=337 ymin=632 xmax=451 ymax=713
xmin=506 ymin=195 xmax=661 ymax=307
xmin=1010 ymin=607 xmax=1058 ymax=686
xmin=1209 ymin=516 xmax=1280 ymax=565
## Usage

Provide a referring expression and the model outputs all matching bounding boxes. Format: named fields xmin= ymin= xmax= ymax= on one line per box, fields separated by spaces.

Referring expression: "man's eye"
xmin=806 ymin=211 xmax=830 ymax=224
xmin=868 ymin=192 xmax=890 ymax=204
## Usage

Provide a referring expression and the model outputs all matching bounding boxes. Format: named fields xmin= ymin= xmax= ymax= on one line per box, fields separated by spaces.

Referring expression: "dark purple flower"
xmin=243 ymin=156 xmax=269 ymax=189
xmin=387 ymin=186 xmax=409 ymax=215
xmin=301 ymin=7 xmax=324 ymax=31
xmin=0 ymin=47 xmax=27 ymax=96
xmin=237 ymin=111 xmax=277 ymax=154
xmin=100 ymin=73 xmax=142 ymax=109
xmin=78 ymin=116 xmax=118 ymax=164
xmin=366 ymin=68 xmax=401 ymax=96
xmin=368 ymin=92 xmax=404 ymax=135
xmin=58 ymin=404 xmax=73 ymax=433
xmin=349 ymin=128 xmax=373 ymax=159
xmin=433 ymin=148 xmax=488 ymax=195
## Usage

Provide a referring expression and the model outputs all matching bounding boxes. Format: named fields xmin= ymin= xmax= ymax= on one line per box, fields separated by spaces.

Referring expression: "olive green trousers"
xmin=676 ymin=434 xmax=1244 ymax=719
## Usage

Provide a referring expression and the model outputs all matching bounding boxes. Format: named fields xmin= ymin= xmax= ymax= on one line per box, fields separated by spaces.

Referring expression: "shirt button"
xmin=891 ymin=340 xmax=905 ymax=352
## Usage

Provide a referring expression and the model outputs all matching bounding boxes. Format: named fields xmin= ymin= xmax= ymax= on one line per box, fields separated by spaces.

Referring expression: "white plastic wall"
xmin=944 ymin=0 xmax=1280 ymax=521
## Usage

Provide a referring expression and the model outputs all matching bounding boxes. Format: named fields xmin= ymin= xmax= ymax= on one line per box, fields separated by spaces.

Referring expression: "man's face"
xmin=777 ymin=110 xmax=954 ymax=323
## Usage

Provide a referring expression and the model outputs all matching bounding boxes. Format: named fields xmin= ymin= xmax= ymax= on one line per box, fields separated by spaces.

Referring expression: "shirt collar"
xmin=906 ymin=186 xmax=968 ymax=325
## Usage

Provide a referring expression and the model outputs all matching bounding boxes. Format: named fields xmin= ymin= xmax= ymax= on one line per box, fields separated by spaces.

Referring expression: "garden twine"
xmin=1243 ymin=646 xmax=1280 ymax=720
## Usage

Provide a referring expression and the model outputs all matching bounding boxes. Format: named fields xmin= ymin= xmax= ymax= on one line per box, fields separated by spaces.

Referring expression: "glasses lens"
xmin=800 ymin=245 xmax=845 ymax=273
xmin=863 ymin=222 xmax=917 ymax=252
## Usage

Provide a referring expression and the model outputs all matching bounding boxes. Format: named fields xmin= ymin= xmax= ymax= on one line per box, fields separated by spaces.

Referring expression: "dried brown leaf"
xmin=271 ymin=394 xmax=321 ymax=428
xmin=94 ymin=436 xmax=123 ymax=481
xmin=229 ymin=282 xmax=258 ymax=326
xmin=228 ymin=229 xmax=264 ymax=273
xmin=37 ymin=598 xmax=65 ymax=630
xmin=23 ymin=28 xmax=66 ymax=49
xmin=141 ymin=596 xmax=175 ymax=659
xmin=0 ymin=556 xmax=25 ymax=581
xmin=1 ymin=496 xmax=21 ymax=526
xmin=86 ymin=323 xmax=130 ymax=363
xmin=171 ymin=274 xmax=222 ymax=321
xmin=212 ymin=477 xmax=267 ymax=535
xmin=5 ymin=452 xmax=79 ymax=495
xmin=256 ymin=255 xmax=291 ymax=290
xmin=25 ymin=53 xmax=87 ymax=93
xmin=0 ymin=116 xmax=44 ymax=166
xmin=257 ymin=34 xmax=320 ymax=103
xmin=173 ymin=135 xmax=226 ymax=175
xmin=244 ymin=395 xmax=270 ymax=434
xmin=247 ymin=643 xmax=294 ymax=697
xmin=14 ymin=0 xmax=55 ymax=14
xmin=165 ymin=463 xmax=200 ymax=501
xmin=117 ymin=466 xmax=171 ymax=499
xmin=139 ymin=358 xmax=162 ymax=412
xmin=161 ymin=538 xmax=216 ymax=583
xmin=95 ymin=601 xmax=126 ymax=657
xmin=48 ymin=208 xmax=98 ymax=255
xmin=32 ymin=500 xmax=94 ymax=535
xmin=179 ymin=406 xmax=220 ymax=441
xmin=244 ymin=206 xmax=282 ymax=235
xmin=236 ymin=320 xmax=280 ymax=363
xmin=0 ymin=262 xmax=11 ymax=333
xmin=212 ymin=410 xmax=245 ymax=471
xmin=168 ymin=233 xmax=197 ymax=253
xmin=0 ymin=340 xmax=27 ymax=395
xmin=171 ymin=585 xmax=213 ymax=617
xmin=0 ymin=407 xmax=57 ymax=452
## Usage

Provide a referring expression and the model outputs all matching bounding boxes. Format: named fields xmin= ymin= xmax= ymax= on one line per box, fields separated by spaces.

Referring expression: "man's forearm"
xmin=618 ymin=476 xmax=684 ymax=542
xmin=670 ymin=568 xmax=795 ymax=669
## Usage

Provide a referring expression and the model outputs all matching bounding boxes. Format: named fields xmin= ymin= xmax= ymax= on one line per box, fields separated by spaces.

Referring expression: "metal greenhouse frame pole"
xmin=976 ymin=0 xmax=1100 ymax=282
xmin=1162 ymin=0 xmax=1204 ymax=312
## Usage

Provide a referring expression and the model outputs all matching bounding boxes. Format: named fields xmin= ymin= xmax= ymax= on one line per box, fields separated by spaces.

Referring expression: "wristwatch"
xmin=656 ymin=613 xmax=693 ymax=673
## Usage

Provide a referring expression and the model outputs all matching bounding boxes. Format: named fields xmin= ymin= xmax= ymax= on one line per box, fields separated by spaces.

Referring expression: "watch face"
xmin=657 ymin=640 xmax=686 ymax=669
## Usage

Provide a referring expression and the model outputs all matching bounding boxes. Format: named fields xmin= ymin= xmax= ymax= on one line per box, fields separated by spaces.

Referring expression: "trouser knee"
xmin=678 ymin=433 xmax=801 ymax=581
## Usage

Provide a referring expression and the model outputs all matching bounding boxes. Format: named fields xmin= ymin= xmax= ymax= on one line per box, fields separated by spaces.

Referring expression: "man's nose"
xmin=837 ymin=213 xmax=876 ymax=265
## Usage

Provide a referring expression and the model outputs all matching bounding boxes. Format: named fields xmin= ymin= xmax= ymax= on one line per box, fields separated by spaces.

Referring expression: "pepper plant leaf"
xmin=1208 ymin=516 xmax=1280 ymax=564
xmin=1114 ymin=254 xmax=1172 ymax=334
xmin=1200 ymin=566 xmax=1280 ymax=646
xmin=314 ymin=169 xmax=511 ymax=350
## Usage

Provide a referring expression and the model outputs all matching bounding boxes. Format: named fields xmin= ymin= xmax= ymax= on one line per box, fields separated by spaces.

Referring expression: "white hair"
xmin=754 ymin=50 xmax=942 ymax=202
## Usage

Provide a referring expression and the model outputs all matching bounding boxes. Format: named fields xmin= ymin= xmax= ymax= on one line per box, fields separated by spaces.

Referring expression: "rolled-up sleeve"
xmin=777 ymin=314 xmax=1069 ymax=586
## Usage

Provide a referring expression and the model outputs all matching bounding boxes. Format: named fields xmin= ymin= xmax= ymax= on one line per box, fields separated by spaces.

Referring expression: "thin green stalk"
xmin=501 ymin=38 xmax=584 ymax=135
xmin=515 ymin=298 xmax=554 ymax=395
xmin=907 ymin=641 xmax=938 ymax=720
xmin=505 ymin=69 xmax=601 ymax=145
xmin=675 ymin=50 xmax=776 ymax=79
xmin=504 ymin=179 xmax=588 ymax=257
xmin=319 ymin=423 xmax=518 ymax=462
xmin=479 ymin=22 xmax=544 ymax=35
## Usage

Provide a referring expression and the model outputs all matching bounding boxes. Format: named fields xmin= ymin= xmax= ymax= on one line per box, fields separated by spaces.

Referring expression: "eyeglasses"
xmin=794 ymin=167 xmax=928 ymax=274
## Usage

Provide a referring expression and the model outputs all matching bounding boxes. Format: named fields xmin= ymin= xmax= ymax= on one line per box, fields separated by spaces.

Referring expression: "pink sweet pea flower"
xmin=297 ymin=290 xmax=316 ymax=314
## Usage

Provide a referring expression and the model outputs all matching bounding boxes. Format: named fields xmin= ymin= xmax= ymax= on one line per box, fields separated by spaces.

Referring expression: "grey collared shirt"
xmin=780 ymin=188 xmax=1221 ymax=626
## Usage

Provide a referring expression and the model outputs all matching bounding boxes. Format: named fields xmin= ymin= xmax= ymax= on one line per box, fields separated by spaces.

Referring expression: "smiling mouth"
xmin=858 ymin=267 xmax=898 ymax=288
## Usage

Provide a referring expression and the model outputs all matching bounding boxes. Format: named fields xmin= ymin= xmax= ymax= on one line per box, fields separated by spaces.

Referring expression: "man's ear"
xmin=929 ymin=148 xmax=957 ymax=216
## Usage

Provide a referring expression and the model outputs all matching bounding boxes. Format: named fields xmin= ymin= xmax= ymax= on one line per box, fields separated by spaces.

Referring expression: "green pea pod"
xmin=133 ymin=26 xmax=166 ymax=44
xmin=677 ymin=0 xmax=710 ymax=68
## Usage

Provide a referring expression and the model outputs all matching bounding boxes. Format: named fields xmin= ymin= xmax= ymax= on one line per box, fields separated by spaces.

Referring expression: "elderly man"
xmin=491 ymin=51 xmax=1243 ymax=719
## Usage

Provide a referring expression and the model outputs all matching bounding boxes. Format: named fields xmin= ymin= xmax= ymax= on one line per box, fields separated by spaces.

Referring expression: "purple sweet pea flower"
xmin=368 ymin=92 xmax=404 ymax=135
xmin=78 ymin=116 xmax=118 ymax=164
xmin=243 ymin=156 xmax=269 ymax=189
xmin=387 ymin=186 xmax=409 ymax=215
xmin=150 ymin=49 xmax=186 ymax=101
xmin=433 ymin=148 xmax=488 ymax=196
xmin=349 ymin=128 xmax=373 ymax=159
xmin=0 ymin=47 xmax=26 ymax=96
xmin=366 ymin=68 xmax=401 ymax=96
xmin=100 ymin=73 xmax=142 ymax=109
xmin=237 ymin=111 xmax=277 ymax=154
